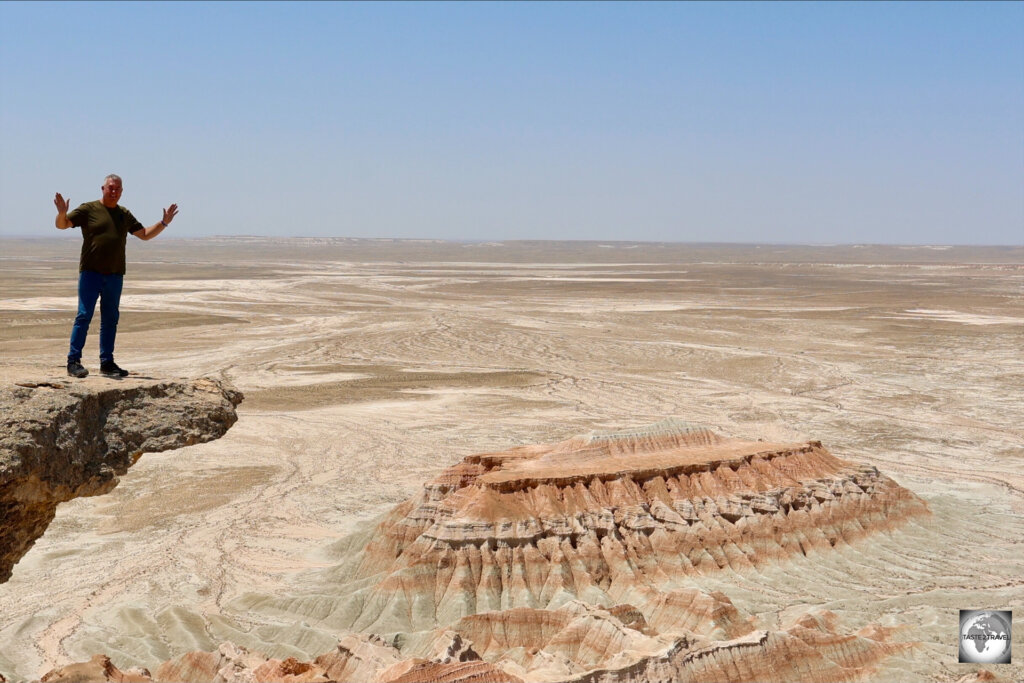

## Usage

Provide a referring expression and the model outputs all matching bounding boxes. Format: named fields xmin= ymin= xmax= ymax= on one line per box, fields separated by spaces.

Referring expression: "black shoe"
xmin=100 ymin=361 xmax=129 ymax=377
xmin=67 ymin=361 xmax=89 ymax=378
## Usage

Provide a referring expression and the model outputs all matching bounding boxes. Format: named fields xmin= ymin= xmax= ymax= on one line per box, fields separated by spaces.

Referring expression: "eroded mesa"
xmin=42 ymin=420 xmax=933 ymax=682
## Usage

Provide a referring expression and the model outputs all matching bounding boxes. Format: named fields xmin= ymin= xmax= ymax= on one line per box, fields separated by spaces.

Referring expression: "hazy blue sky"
xmin=1 ymin=1 xmax=1021 ymax=244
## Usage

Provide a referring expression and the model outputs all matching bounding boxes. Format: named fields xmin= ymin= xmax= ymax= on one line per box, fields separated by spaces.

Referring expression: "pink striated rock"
xmin=314 ymin=633 xmax=404 ymax=681
xmin=345 ymin=421 xmax=929 ymax=633
xmin=40 ymin=654 xmax=152 ymax=683
xmin=251 ymin=656 xmax=332 ymax=683
xmin=380 ymin=659 xmax=523 ymax=683
xmin=955 ymin=670 xmax=1010 ymax=683
xmin=153 ymin=642 xmax=331 ymax=683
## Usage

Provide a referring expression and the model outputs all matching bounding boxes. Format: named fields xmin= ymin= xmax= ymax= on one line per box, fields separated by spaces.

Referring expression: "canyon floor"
xmin=0 ymin=238 xmax=1021 ymax=682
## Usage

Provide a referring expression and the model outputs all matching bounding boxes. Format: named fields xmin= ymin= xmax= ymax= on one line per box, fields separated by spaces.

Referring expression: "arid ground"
xmin=1 ymin=237 xmax=1021 ymax=681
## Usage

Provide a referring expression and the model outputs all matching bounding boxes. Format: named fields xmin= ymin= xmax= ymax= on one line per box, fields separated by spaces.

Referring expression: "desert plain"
xmin=0 ymin=237 xmax=1021 ymax=682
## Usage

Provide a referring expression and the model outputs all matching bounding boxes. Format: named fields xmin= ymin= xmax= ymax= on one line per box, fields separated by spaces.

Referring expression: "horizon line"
xmin=1 ymin=234 xmax=1021 ymax=249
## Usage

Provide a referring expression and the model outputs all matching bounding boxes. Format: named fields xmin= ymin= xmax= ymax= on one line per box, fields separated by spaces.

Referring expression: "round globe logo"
xmin=959 ymin=610 xmax=1012 ymax=664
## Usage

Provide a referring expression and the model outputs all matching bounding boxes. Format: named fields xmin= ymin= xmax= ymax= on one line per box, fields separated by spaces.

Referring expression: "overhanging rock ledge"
xmin=0 ymin=376 xmax=243 ymax=583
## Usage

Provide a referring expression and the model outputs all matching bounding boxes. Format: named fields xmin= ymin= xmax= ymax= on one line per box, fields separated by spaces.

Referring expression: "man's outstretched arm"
xmin=135 ymin=203 xmax=179 ymax=241
xmin=54 ymin=193 xmax=73 ymax=229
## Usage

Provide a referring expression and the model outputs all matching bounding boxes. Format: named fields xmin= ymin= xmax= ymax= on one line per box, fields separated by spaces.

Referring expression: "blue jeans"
xmin=68 ymin=270 xmax=124 ymax=364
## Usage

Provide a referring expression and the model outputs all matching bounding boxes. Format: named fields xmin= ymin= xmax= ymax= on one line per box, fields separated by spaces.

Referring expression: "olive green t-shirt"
xmin=66 ymin=200 xmax=145 ymax=274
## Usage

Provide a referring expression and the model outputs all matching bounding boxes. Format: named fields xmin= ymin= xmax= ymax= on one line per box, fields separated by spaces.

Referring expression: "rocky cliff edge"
xmin=0 ymin=376 xmax=243 ymax=583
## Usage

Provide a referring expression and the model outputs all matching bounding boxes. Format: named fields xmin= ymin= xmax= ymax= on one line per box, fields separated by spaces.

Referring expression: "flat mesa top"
xmin=474 ymin=433 xmax=802 ymax=487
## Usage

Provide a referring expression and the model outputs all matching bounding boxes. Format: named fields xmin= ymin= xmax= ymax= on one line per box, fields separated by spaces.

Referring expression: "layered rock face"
xmin=0 ymin=377 xmax=242 ymax=582
xmin=339 ymin=420 xmax=927 ymax=635
xmin=42 ymin=637 xmax=516 ymax=683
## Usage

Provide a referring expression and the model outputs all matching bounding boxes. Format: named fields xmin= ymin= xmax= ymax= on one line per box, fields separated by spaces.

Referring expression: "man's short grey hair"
xmin=104 ymin=174 xmax=122 ymax=184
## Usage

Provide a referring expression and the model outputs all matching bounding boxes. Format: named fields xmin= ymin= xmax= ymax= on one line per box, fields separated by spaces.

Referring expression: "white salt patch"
xmin=899 ymin=309 xmax=1024 ymax=326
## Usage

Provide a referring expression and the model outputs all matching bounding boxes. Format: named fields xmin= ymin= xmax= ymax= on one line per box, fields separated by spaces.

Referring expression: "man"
xmin=54 ymin=174 xmax=178 ymax=378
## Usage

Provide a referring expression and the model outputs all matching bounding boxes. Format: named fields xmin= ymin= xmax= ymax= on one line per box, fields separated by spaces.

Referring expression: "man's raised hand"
xmin=162 ymin=203 xmax=179 ymax=226
xmin=54 ymin=193 xmax=74 ymax=229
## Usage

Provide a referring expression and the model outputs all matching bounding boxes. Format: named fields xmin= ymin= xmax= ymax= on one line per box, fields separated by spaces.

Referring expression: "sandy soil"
xmin=0 ymin=238 xmax=1021 ymax=681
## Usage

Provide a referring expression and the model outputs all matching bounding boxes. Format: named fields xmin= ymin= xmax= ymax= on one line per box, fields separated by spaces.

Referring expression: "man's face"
xmin=101 ymin=178 xmax=123 ymax=206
